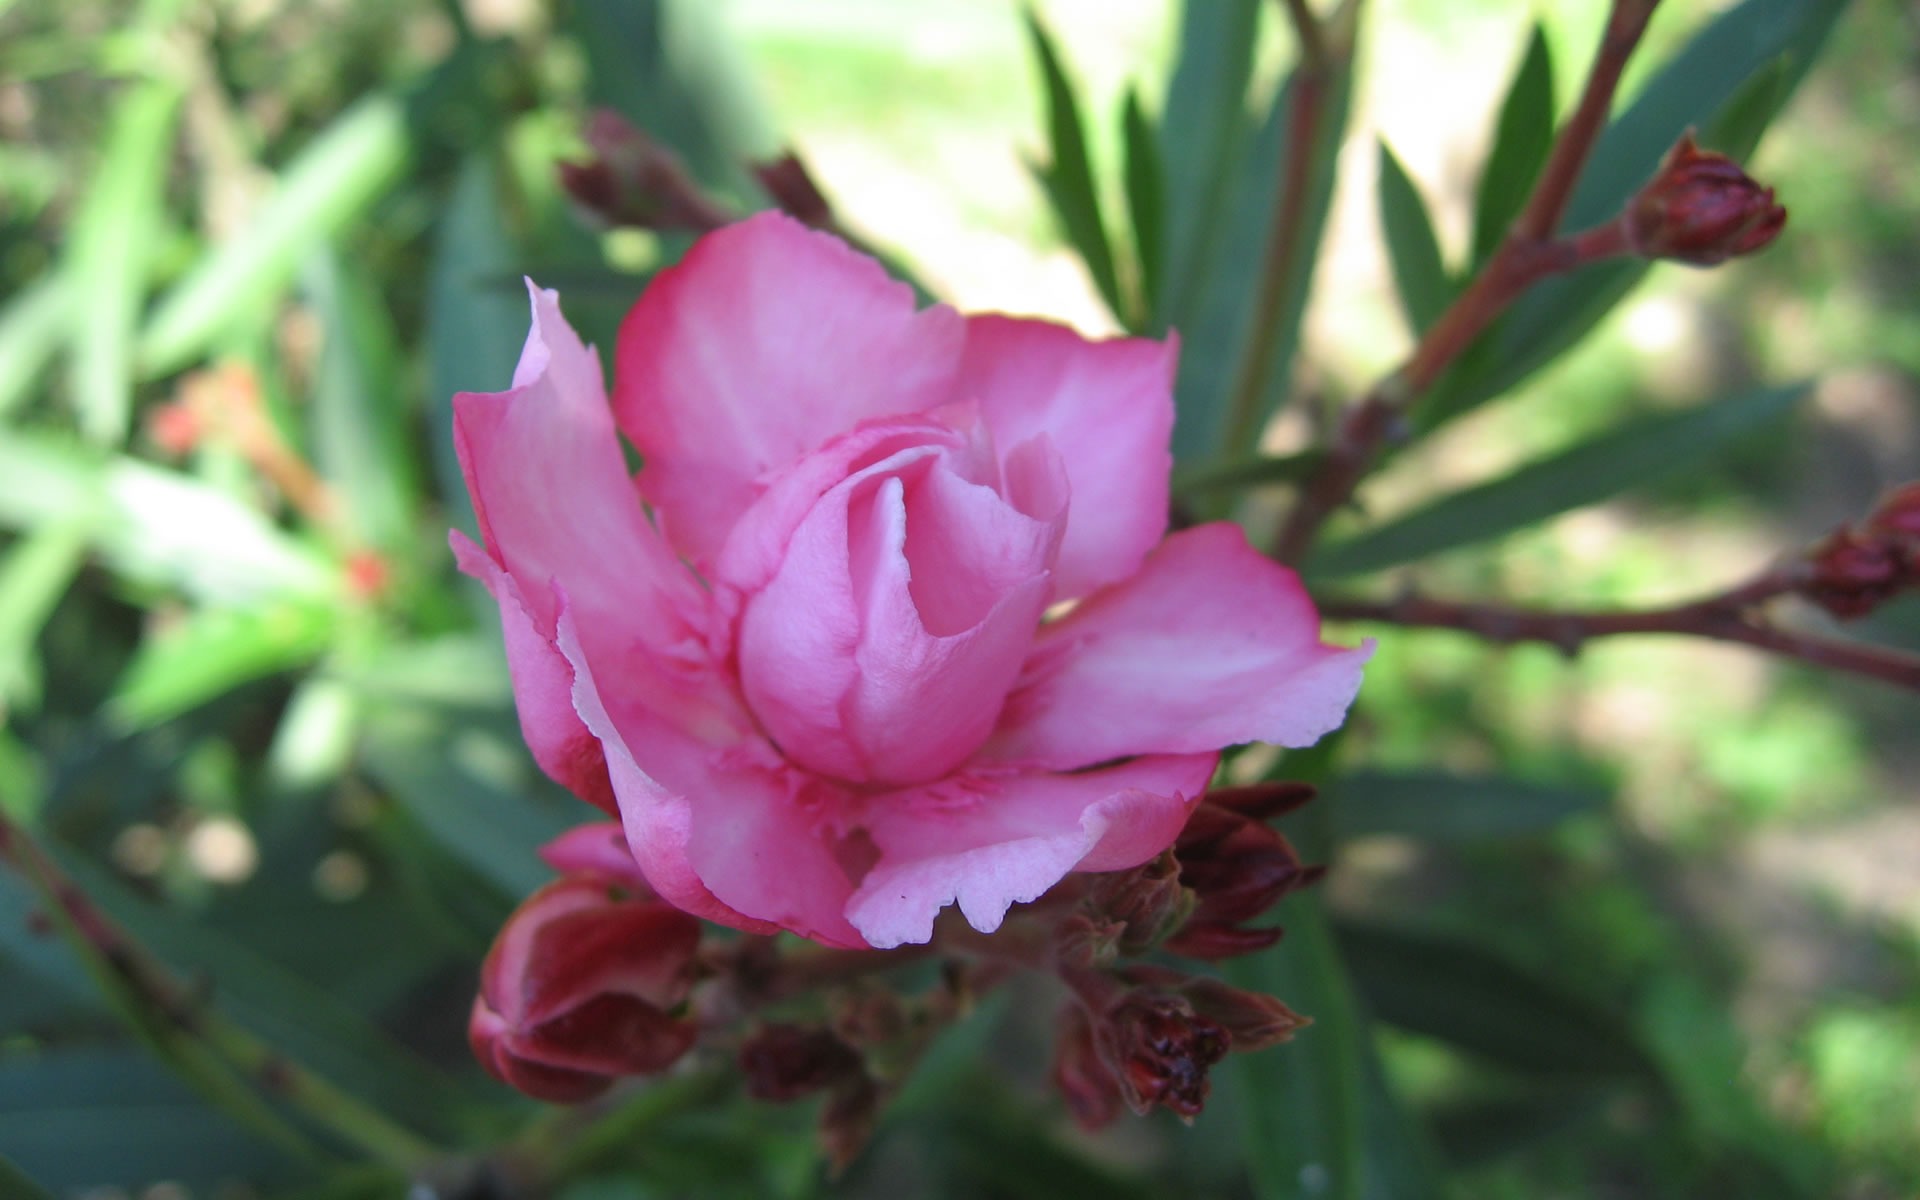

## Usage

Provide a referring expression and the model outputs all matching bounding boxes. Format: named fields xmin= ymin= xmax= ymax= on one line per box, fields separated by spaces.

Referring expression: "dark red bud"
xmin=469 ymin=877 xmax=702 ymax=1103
xmin=1167 ymin=791 xmax=1324 ymax=961
xmin=1866 ymin=482 xmax=1920 ymax=547
xmin=1802 ymin=530 xmax=1909 ymax=619
xmin=752 ymin=152 xmax=834 ymax=229
xmin=739 ymin=1023 xmax=863 ymax=1103
xmin=1176 ymin=977 xmax=1308 ymax=1052
xmin=1094 ymin=993 xmax=1229 ymax=1119
xmin=559 ymin=109 xmax=732 ymax=233
xmin=1622 ymin=133 xmax=1786 ymax=266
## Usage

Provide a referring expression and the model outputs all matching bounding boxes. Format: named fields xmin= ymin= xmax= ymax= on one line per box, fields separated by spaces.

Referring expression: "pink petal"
xmin=735 ymin=444 xmax=1059 ymax=786
xmin=986 ymin=523 xmax=1372 ymax=768
xmin=453 ymin=283 xmax=710 ymax=710
xmin=451 ymin=532 xmax=613 ymax=812
xmin=539 ymin=823 xmax=651 ymax=890
xmin=955 ymin=315 xmax=1175 ymax=601
xmin=615 ymin=212 xmax=966 ymax=565
xmin=845 ymin=754 xmax=1217 ymax=949
xmin=554 ymin=603 xmax=865 ymax=947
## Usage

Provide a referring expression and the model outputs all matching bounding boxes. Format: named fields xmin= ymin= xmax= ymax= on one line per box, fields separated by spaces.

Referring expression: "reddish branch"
xmin=1270 ymin=0 xmax=1663 ymax=563
xmin=1320 ymin=567 xmax=1920 ymax=693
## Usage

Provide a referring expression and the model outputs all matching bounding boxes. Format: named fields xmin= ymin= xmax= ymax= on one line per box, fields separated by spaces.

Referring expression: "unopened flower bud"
xmin=469 ymin=877 xmax=701 ymax=1103
xmin=739 ymin=1023 xmax=863 ymax=1102
xmin=1802 ymin=529 xmax=1909 ymax=619
xmin=558 ymin=109 xmax=732 ymax=233
xmin=1163 ymin=788 xmax=1323 ymax=961
xmin=1175 ymin=976 xmax=1308 ymax=1052
xmin=1094 ymin=992 xmax=1229 ymax=1119
xmin=1085 ymin=850 xmax=1195 ymax=956
xmin=752 ymin=152 xmax=834 ymax=229
xmin=1866 ymin=482 xmax=1920 ymax=549
xmin=1622 ymin=133 xmax=1786 ymax=266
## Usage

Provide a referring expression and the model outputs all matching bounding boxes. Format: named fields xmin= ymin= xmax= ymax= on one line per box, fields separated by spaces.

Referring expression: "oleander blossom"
xmin=451 ymin=212 xmax=1371 ymax=950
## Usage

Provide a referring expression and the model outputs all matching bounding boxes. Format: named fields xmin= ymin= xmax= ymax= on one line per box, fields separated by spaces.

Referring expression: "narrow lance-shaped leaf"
xmin=1375 ymin=139 xmax=1453 ymax=334
xmin=138 ymin=96 xmax=409 ymax=376
xmin=1121 ymin=87 xmax=1165 ymax=331
xmin=0 ymin=278 xmax=70 ymax=421
xmin=106 ymin=598 xmax=340 ymax=731
xmin=1423 ymin=0 xmax=1850 ymax=430
xmin=1023 ymin=11 xmax=1125 ymax=323
xmin=1469 ymin=23 xmax=1556 ymax=269
xmin=1311 ymin=382 xmax=1806 ymax=578
xmin=65 ymin=80 xmax=183 ymax=444
xmin=1156 ymin=0 xmax=1261 ymax=332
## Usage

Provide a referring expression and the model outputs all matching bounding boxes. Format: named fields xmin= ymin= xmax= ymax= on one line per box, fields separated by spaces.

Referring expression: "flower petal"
xmin=451 ymin=531 xmax=613 ymax=812
xmin=986 ymin=523 xmax=1372 ymax=768
xmin=453 ymin=284 xmax=714 ymax=736
xmin=539 ymin=822 xmax=652 ymax=890
xmin=554 ymin=602 xmax=865 ymax=947
xmin=844 ymin=754 xmax=1216 ymax=949
xmin=955 ymin=315 xmax=1175 ymax=601
xmin=615 ymin=212 xmax=965 ymax=564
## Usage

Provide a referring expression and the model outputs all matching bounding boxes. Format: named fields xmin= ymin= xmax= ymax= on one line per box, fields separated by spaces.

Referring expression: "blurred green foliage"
xmin=0 ymin=0 xmax=1915 ymax=1196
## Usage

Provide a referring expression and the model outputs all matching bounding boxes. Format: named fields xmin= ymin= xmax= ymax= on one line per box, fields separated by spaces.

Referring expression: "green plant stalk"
xmin=1216 ymin=0 xmax=1359 ymax=458
xmin=0 ymin=815 xmax=441 ymax=1170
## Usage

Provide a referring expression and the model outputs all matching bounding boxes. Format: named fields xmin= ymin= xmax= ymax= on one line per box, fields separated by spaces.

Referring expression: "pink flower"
xmin=451 ymin=213 xmax=1370 ymax=950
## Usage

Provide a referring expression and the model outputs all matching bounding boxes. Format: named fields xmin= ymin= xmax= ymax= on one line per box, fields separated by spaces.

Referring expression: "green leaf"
xmin=1121 ymin=87 xmax=1165 ymax=329
xmin=106 ymin=598 xmax=339 ymax=730
xmin=1227 ymin=896 xmax=1367 ymax=1200
xmin=1328 ymin=770 xmax=1607 ymax=843
xmin=932 ymin=1086 xmax=1161 ymax=1200
xmin=0 ymin=277 xmax=70 ymax=421
xmin=1312 ymin=382 xmax=1806 ymax=577
xmin=1469 ymin=23 xmax=1555 ymax=268
xmin=570 ymin=0 xmax=775 ymax=195
xmin=0 ymin=1151 xmax=55 ymax=1200
xmin=1337 ymin=920 xmax=1664 ymax=1079
xmin=64 ymin=79 xmax=182 ymax=444
xmin=1156 ymin=0 xmax=1261 ymax=332
xmin=360 ymin=712 xmax=577 ymax=900
xmin=1375 ymin=139 xmax=1453 ymax=334
xmin=1170 ymin=15 xmax=1358 ymax=462
xmin=138 ymin=96 xmax=409 ymax=376
xmin=302 ymin=249 xmax=420 ymax=551
xmin=0 ymin=1048 xmax=291 ymax=1191
xmin=0 ymin=433 xmax=336 ymax=604
xmin=1173 ymin=449 xmax=1320 ymax=498
xmin=428 ymin=155 xmax=525 ymax=539
xmin=1023 ymin=11 xmax=1124 ymax=322
xmin=0 ymin=516 xmax=90 ymax=714
xmin=1425 ymin=0 xmax=1849 ymax=429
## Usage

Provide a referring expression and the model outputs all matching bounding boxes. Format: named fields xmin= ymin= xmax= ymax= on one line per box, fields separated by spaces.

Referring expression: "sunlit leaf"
xmin=106 ymin=598 xmax=339 ymax=730
xmin=0 ymin=277 xmax=69 ymax=421
xmin=65 ymin=80 xmax=182 ymax=444
xmin=138 ymin=97 xmax=409 ymax=376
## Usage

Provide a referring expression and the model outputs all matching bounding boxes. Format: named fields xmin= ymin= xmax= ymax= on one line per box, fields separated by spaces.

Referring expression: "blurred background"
xmin=0 ymin=0 xmax=1915 ymax=1196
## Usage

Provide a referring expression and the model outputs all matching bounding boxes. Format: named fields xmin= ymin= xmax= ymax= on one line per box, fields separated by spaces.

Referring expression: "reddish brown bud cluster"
xmin=1802 ymin=483 xmax=1920 ymax=618
xmin=558 ymin=110 xmax=733 ymax=234
xmin=1621 ymin=133 xmax=1786 ymax=266
xmin=468 ymin=875 xmax=702 ymax=1103
xmin=1165 ymin=782 xmax=1322 ymax=960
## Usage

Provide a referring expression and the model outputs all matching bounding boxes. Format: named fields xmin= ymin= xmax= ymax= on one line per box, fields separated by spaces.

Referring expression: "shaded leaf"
xmin=1121 ymin=87 xmax=1165 ymax=329
xmin=1313 ymin=382 xmax=1806 ymax=577
xmin=0 ymin=517 xmax=90 ymax=713
xmin=1375 ymin=139 xmax=1453 ymax=334
xmin=1173 ymin=449 xmax=1320 ymax=498
xmin=1024 ymin=12 xmax=1124 ymax=321
xmin=1328 ymin=770 xmax=1606 ymax=843
xmin=139 ymin=97 xmax=409 ymax=376
xmin=1156 ymin=0 xmax=1261 ymax=332
xmin=0 ymin=277 xmax=69 ymax=421
xmin=1338 ymin=920 xmax=1664 ymax=1080
xmin=1469 ymin=24 xmax=1555 ymax=268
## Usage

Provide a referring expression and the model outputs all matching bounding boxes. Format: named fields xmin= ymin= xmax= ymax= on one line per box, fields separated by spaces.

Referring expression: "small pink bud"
xmin=1622 ymin=133 xmax=1786 ymax=266
xmin=1802 ymin=530 xmax=1909 ymax=620
xmin=469 ymin=876 xmax=701 ymax=1103
xmin=1866 ymin=482 xmax=1920 ymax=548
